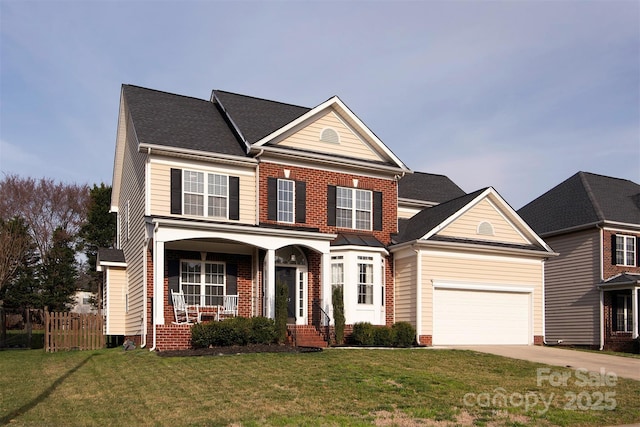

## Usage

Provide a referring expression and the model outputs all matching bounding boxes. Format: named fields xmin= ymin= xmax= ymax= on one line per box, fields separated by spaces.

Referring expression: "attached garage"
xmin=432 ymin=285 xmax=532 ymax=345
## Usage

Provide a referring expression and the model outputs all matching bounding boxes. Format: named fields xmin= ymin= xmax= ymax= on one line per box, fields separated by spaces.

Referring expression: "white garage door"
xmin=433 ymin=288 xmax=530 ymax=345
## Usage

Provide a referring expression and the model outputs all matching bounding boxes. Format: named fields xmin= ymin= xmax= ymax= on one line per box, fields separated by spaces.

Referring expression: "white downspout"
xmin=599 ymin=225 xmax=604 ymax=351
xmin=599 ymin=289 xmax=605 ymax=351
xmin=542 ymin=259 xmax=547 ymax=345
xmin=140 ymin=246 xmax=147 ymax=348
xmin=150 ymin=221 xmax=159 ymax=351
xmin=414 ymin=245 xmax=422 ymax=345
xmin=632 ymin=287 xmax=638 ymax=339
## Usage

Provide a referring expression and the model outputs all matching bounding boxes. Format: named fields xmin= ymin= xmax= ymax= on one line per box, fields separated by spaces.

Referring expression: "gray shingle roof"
xmin=394 ymin=189 xmax=487 ymax=243
xmin=97 ymin=248 xmax=125 ymax=263
xmin=398 ymin=171 xmax=466 ymax=204
xmin=122 ymin=85 xmax=247 ymax=157
xmin=518 ymin=172 xmax=640 ymax=235
xmin=212 ymin=90 xmax=310 ymax=144
xmin=331 ymin=233 xmax=385 ymax=248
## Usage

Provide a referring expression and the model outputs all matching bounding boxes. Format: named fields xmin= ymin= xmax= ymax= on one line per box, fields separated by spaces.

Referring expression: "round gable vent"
xmin=477 ymin=221 xmax=494 ymax=236
xmin=320 ymin=128 xmax=340 ymax=144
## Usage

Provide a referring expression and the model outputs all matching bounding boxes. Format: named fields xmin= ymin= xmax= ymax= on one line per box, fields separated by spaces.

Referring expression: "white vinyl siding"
xmin=148 ymin=161 xmax=256 ymax=225
xmin=278 ymin=110 xmax=383 ymax=162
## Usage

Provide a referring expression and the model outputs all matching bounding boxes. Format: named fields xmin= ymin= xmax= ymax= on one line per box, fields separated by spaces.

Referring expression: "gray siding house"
xmin=518 ymin=172 xmax=640 ymax=351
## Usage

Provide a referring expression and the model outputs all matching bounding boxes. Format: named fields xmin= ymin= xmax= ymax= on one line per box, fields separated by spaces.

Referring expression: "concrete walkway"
xmin=452 ymin=345 xmax=640 ymax=381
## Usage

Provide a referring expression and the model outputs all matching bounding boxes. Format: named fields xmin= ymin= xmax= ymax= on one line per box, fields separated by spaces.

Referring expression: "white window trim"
xmin=277 ymin=178 xmax=295 ymax=223
xmin=180 ymin=259 xmax=226 ymax=307
xmin=616 ymin=294 xmax=632 ymax=333
xmin=336 ymin=186 xmax=372 ymax=231
xmin=182 ymin=169 xmax=229 ymax=219
xmin=357 ymin=255 xmax=374 ymax=305
xmin=615 ymin=235 xmax=636 ymax=267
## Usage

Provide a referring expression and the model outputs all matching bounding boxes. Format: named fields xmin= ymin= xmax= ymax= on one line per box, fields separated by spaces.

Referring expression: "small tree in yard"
xmin=275 ymin=280 xmax=288 ymax=344
xmin=39 ymin=228 xmax=77 ymax=312
xmin=332 ymin=286 xmax=345 ymax=345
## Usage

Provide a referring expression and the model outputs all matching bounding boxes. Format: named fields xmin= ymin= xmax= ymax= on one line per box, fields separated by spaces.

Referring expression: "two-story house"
xmin=98 ymin=85 xmax=555 ymax=350
xmin=518 ymin=172 xmax=640 ymax=352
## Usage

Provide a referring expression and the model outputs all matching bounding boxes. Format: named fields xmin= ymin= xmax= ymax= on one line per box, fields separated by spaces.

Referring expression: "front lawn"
xmin=1 ymin=347 xmax=639 ymax=426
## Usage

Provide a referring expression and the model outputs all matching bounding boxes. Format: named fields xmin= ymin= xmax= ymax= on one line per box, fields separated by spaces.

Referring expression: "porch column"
xmin=321 ymin=252 xmax=333 ymax=324
xmin=265 ymin=249 xmax=276 ymax=319
xmin=633 ymin=287 xmax=639 ymax=339
xmin=154 ymin=240 xmax=165 ymax=325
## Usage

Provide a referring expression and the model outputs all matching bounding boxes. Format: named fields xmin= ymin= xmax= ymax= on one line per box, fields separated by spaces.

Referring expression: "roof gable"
xmin=518 ymin=172 xmax=640 ymax=235
xmin=395 ymin=188 xmax=553 ymax=253
xmin=245 ymin=95 xmax=408 ymax=170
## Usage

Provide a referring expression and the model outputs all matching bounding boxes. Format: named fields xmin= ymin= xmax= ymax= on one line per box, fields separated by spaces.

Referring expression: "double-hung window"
xmin=615 ymin=235 xmax=636 ymax=266
xmin=336 ymin=187 xmax=372 ymax=230
xmin=183 ymin=170 xmax=228 ymax=218
xmin=615 ymin=294 xmax=632 ymax=333
xmin=180 ymin=260 xmax=225 ymax=306
xmin=357 ymin=256 xmax=374 ymax=304
xmin=278 ymin=179 xmax=295 ymax=223
xmin=331 ymin=256 xmax=344 ymax=290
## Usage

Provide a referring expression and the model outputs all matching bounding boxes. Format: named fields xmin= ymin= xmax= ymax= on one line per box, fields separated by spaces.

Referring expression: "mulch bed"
xmin=156 ymin=344 xmax=322 ymax=357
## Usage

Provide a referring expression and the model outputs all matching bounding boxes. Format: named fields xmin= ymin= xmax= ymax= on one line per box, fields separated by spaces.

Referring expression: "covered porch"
xmin=146 ymin=217 xmax=336 ymax=350
xmin=599 ymin=273 xmax=640 ymax=352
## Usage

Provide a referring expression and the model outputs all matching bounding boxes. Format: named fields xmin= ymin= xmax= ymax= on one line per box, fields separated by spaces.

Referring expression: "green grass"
xmin=1 ymin=347 xmax=639 ymax=426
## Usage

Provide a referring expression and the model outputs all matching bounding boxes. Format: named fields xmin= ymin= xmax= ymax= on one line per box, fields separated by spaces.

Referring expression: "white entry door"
xmin=433 ymin=288 xmax=530 ymax=345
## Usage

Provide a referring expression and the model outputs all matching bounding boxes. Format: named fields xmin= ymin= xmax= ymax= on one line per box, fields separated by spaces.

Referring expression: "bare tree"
xmin=0 ymin=175 xmax=89 ymax=264
xmin=0 ymin=218 xmax=31 ymax=291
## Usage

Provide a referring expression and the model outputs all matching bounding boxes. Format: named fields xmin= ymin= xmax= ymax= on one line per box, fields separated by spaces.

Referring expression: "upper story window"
xmin=267 ymin=177 xmax=306 ymax=224
xmin=615 ymin=235 xmax=636 ymax=266
xmin=277 ymin=179 xmax=295 ymax=223
xmin=171 ymin=168 xmax=239 ymax=220
xmin=183 ymin=170 xmax=228 ymax=218
xmin=328 ymin=185 xmax=383 ymax=231
xmin=337 ymin=187 xmax=372 ymax=230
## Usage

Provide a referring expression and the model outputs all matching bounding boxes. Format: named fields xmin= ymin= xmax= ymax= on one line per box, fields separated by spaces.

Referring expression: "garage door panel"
xmin=433 ymin=288 xmax=530 ymax=345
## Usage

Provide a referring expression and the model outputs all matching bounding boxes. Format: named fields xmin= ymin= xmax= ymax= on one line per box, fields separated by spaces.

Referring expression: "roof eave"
xmin=391 ymin=238 xmax=558 ymax=258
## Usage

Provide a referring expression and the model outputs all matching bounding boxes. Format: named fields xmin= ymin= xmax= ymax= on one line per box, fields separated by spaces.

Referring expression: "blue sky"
xmin=1 ymin=1 xmax=638 ymax=209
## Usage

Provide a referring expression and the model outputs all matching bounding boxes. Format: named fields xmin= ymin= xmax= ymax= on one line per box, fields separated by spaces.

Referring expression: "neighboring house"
xmin=392 ymin=187 xmax=556 ymax=345
xmin=518 ymin=172 xmax=640 ymax=352
xmin=70 ymin=291 xmax=97 ymax=314
xmin=99 ymin=84 xmax=554 ymax=350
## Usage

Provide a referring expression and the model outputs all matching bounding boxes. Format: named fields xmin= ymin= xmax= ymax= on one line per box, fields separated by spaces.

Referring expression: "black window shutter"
xmin=611 ymin=234 xmax=618 ymax=265
xmin=373 ymin=191 xmax=383 ymax=231
xmin=295 ymin=180 xmax=306 ymax=223
xmin=636 ymin=237 xmax=639 ymax=266
xmin=226 ymin=263 xmax=238 ymax=295
xmin=170 ymin=168 xmax=182 ymax=215
xmin=327 ymin=185 xmax=336 ymax=226
xmin=267 ymin=177 xmax=278 ymax=221
xmin=229 ymin=176 xmax=240 ymax=220
xmin=168 ymin=259 xmax=180 ymax=305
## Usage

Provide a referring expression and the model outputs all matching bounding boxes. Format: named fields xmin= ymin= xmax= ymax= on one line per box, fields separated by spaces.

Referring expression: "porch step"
xmin=288 ymin=326 xmax=328 ymax=348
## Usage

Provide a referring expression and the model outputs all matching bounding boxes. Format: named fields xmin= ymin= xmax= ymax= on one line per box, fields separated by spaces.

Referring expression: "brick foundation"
xmin=418 ymin=335 xmax=432 ymax=346
xmin=154 ymin=324 xmax=192 ymax=351
xmin=534 ymin=335 xmax=544 ymax=345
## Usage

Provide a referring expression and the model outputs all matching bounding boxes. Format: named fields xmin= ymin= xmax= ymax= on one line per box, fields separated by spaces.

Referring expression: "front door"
xmin=276 ymin=266 xmax=296 ymax=324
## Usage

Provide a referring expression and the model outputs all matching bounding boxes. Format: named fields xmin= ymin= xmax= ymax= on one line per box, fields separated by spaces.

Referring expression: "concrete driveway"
xmin=452 ymin=345 xmax=640 ymax=381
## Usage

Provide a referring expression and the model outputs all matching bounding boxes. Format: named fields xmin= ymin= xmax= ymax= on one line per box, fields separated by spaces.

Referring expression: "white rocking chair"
xmin=171 ymin=290 xmax=201 ymax=324
xmin=217 ymin=295 xmax=238 ymax=320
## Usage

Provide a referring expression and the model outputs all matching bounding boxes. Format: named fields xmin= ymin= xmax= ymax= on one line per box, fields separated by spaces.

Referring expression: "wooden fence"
xmin=44 ymin=310 xmax=104 ymax=352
